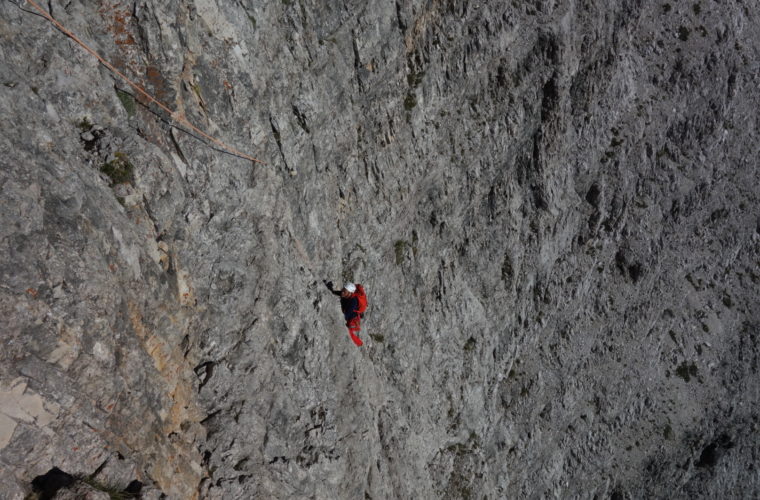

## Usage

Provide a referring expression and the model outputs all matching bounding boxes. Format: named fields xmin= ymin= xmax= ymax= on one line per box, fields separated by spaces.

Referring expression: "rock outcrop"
xmin=1 ymin=0 xmax=758 ymax=498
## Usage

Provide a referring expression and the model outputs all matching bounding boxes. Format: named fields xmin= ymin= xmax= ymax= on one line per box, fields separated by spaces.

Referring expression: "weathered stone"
xmin=51 ymin=482 xmax=110 ymax=500
xmin=1 ymin=0 xmax=759 ymax=498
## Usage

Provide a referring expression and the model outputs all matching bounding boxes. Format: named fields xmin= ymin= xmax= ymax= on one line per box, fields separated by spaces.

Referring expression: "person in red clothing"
xmin=324 ymin=280 xmax=367 ymax=346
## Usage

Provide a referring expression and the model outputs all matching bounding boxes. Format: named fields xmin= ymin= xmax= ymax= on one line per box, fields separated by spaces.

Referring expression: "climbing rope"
xmin=23 ymin=0 xmax=265 ymax=164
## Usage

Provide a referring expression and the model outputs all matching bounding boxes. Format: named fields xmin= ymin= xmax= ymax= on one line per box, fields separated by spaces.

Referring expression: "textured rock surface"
xmin=1 ymin=0 xmax=759 ymax=498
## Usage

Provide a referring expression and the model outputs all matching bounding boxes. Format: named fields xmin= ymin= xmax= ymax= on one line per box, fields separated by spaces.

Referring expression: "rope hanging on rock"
xmin=24 ymin=0 xmax=265 ymax=165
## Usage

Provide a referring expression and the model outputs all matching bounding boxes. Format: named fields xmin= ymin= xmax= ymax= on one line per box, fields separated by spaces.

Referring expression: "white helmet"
xmin=343 ymin=283 xmax=356 ymax=293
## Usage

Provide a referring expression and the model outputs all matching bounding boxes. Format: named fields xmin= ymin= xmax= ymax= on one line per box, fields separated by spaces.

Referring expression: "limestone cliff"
xmin=1 ymin=0 xmax=758 ymax=499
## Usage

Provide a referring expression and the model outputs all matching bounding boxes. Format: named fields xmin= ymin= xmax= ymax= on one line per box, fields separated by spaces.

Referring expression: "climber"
xmin=323 ymin=281 xmax=368 ymax=347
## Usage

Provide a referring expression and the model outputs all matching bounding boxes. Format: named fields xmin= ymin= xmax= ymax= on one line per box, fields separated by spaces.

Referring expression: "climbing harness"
xmin=22 ymin=0 xmax=265 ymax=165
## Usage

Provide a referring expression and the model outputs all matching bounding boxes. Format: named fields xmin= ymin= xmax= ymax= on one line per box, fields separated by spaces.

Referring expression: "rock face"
xmin=1 ymin=0 xmax=759 ymax=498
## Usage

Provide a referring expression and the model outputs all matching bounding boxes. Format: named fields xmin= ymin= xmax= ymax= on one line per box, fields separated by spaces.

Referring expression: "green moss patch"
xmin=464 ymin=337 xmax=476 ymax=351
xmin=404 ymin=93 xmax=417 ymax=111
xmin=115 ymin=89 xmax=136 ymax=117
xmin=675 ymin=361 xmax=698 ymax=382
xmin=100 ymin=152 xmax=134 ymax=185
xmin=394 ymin=240 xmax=407 ymax=265
xmin=77 ymin=117 xmax=93 ymax=131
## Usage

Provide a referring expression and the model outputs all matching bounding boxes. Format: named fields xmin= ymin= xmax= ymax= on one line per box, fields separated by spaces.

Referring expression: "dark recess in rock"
xmin=31 ymin=468 xmax=75 ymax=500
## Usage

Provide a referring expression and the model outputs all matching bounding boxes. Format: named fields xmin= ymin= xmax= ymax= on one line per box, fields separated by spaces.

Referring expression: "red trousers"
xmin=346 ymin=317 xmax=362 ymax=346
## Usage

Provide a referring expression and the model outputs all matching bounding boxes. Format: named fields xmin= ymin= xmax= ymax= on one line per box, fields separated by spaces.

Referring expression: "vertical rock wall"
xmin=1 ymin=0 xmax=758 ymax=498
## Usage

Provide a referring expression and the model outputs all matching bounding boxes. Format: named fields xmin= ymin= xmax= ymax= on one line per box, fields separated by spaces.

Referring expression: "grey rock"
xmin=52 ymin=482 xmax=110 ymax=500
xmin=0 ymin=0 xmax=759 ymax=499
